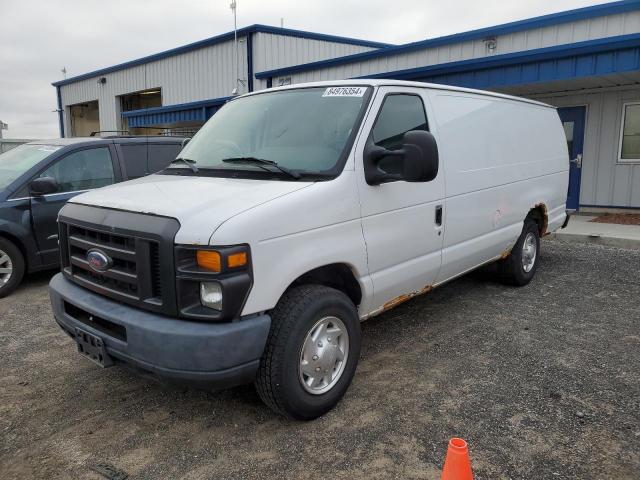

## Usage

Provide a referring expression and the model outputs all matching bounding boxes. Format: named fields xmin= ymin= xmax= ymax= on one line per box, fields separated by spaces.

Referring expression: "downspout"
xmin=55 ymin=85 xmax=65 ymax=138
xmin=246 ymin=33 xmax=254 ymax=92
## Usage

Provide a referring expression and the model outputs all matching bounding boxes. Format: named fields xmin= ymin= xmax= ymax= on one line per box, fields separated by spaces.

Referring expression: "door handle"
xmin=47 ymin=234 xmax=59 ymax=241
xmin=570 ymin=154 xmax=582 ymax=168
xmin=435 ymin=205 xmax=443 ymax=226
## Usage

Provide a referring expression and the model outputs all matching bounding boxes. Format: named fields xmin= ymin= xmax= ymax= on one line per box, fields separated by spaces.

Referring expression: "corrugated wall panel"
xmin=252 ymin=32 xmax=377 ymax=75
xmin=283 ymin=11 xmax=640 ymax=85
xmin=534 ymin=86 xmax=640 ymax=208
xmin=59 ymin=39 xmax=245 ymax=134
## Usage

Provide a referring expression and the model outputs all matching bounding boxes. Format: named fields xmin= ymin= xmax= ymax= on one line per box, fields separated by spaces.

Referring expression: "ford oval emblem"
xmin=86 ymin=249 xmax=112 ymax=272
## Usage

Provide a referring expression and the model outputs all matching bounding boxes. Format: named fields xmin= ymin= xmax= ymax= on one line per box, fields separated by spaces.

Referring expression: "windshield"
xmin=0 ymin=144 xmax=61 ymax=190
xmin=173 ymin=86 xmax=371 ymax=178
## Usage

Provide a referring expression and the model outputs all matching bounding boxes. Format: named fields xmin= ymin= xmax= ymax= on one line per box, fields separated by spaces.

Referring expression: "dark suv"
xmin=0 ymin=136 xmax=186 ymax=297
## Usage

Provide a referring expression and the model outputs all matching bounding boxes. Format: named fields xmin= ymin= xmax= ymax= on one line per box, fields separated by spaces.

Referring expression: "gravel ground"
xmin=0 ymin=239 xmax=638 ymax=480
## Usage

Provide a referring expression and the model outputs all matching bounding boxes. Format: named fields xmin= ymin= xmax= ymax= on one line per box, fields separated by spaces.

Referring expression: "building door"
xmin=558 ymin=106 xmax=586 ymax=210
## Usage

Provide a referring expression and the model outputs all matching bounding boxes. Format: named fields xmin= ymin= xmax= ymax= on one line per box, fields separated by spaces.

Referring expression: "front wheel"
xmin=0 ymin=237 xmax=25 ymax=298
xmin=255 ymin=285 xmax=361 ymax=420
xmin=498 ymin=218 xmax=540 ymax=286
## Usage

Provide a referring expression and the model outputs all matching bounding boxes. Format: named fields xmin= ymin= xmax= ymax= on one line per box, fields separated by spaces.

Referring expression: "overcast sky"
xmin=0 ymin=0 xmax=611 ymax=139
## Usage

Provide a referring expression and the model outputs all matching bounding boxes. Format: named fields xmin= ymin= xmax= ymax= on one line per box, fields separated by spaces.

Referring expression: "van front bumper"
xmin=49 ymin=273 xmax=271 ymax=389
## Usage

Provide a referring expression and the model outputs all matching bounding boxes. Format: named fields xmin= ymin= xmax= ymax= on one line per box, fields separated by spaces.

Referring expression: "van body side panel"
xmin=209 ymin=170 xmax=373 ymax=317
xmin=428 ymin=91 xmax=568 ymax=283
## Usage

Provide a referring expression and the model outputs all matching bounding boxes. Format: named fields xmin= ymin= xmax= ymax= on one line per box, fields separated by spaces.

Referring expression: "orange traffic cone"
xmin=441 ymin=437 xmax=473 ymax=480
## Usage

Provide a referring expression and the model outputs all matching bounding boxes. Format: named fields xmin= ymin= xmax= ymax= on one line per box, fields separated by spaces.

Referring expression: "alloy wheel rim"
xmin=0 ymin=249 xmax=13 ymax=286
xmin=298 ymin=316 xmax=349 ymax=395
xmin=521 ymin=232 xmax=537 ymax=273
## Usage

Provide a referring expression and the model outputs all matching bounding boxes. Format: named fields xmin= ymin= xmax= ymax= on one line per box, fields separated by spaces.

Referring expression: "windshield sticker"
xmin=37 ymin=146 xmax=62 ymax=152
xmin=322 ymin=87 xmax=367 ymax=97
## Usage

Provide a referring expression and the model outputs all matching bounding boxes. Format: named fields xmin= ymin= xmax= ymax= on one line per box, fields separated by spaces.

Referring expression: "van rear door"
xmin=355 ymin=87 xmax=445 ymax=311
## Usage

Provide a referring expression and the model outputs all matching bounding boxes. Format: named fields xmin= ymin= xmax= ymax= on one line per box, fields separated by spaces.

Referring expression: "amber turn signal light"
xmin=196 ymin=250 xmax=221 ymax=272
xmin=227 ymin=252 xmax=247 ymax=268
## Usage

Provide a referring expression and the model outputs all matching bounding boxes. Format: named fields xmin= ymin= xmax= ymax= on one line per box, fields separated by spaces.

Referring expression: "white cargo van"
xmin=49 ymin=80 xmax=570 ymax=419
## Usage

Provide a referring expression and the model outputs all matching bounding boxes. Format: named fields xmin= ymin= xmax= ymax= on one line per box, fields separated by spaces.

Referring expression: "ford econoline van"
xmin=49 ymin=80 xmax=570 ymax=420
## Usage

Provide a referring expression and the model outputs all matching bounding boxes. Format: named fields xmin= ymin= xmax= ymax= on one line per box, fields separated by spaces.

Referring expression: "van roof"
xmin=242 ymin=79 xmax=554 ymax=109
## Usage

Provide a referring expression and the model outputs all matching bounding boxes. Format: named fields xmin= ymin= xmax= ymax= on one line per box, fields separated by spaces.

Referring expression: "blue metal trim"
xmin=55 ymin=85 xmax=65 ymax=138
xmin=255 ymin=0 xmax=640 ymax=79
xmin=250 ymin=25 xmax=391 ymax=49
xmin=247 ymin=32 xmax=254 ymax=92
xmin=121 ymin=97 xmax=232 ymax=118
xmin=51 ymin=25 xmax=390 ymax=88
xmin=358 ymin=33 xmax=640 ymax=83
xmin=122 ymin=96 xmax=232 ymax=128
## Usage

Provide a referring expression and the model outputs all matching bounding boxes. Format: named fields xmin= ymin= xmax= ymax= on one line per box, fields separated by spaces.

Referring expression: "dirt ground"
xmin=1 ymin=240 xmax=639 ymax=480
xmin=590 ymin=213 xmax=640 ymax=225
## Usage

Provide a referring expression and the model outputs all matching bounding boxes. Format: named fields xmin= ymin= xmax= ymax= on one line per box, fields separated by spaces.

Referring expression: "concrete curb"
xmin=547 ymin=232 xmax=640 ymax=250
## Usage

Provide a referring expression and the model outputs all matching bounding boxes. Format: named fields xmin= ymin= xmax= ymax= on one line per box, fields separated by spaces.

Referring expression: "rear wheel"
xmin=498 ymin=219 xmax=540 ymax=286
xmin=0 ymin=238 xmax=25 ymax=298
xmin=255 ymin=285 xmax=361 ymax=420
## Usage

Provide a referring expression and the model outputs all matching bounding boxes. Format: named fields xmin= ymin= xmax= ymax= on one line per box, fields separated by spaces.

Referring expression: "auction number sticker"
xmin=323 ymin=86 xmax=367 ymax=97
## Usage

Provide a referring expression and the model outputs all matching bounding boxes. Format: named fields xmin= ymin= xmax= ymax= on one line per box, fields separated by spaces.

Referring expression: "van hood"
xmin=70 ymin=174 xmax=313 ymax=244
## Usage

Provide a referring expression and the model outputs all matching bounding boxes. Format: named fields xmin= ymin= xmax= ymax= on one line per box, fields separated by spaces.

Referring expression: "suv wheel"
xmin=0 ymin=238 xmax=25 ymax=298
xmin=255 ymin=284 xmax=361 ymax=420
xmin=498 ymin=218 xmax=540 ymax=286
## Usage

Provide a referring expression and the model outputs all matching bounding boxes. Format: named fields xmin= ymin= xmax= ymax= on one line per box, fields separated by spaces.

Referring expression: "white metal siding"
xmin=535 ymin=86 xmax=640 ymax=208
xmin=59 ymin=38 xmax=247 ymax=133
xmin=252 ymin=32 xmax=377 ymax=75
xmin=282 ymin=11 xmax=640 ymax=85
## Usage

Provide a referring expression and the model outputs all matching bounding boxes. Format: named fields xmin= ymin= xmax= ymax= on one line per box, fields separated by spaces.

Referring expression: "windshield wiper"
xmin=170 ymin=157 xmax=199 ymax=173
xmin=222 ymin=157 xmax=301 ymax=179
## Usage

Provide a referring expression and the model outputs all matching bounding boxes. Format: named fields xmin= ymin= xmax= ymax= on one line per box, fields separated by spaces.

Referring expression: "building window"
xmin=619 ymin=102 xmax=640 ymax=163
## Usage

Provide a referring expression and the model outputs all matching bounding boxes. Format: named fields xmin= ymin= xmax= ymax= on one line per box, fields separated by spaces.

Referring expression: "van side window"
xmin=39 ymin=147 xmax=115 ymax=193
xmin=371 ymin=94 xmax=429 ymax=174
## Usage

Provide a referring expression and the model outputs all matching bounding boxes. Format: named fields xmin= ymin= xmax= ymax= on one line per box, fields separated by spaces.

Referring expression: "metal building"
xmin=52 ymin=25 xmax=389 ymax=137
xmin=53 ymin=1 xmax=640 ymax=210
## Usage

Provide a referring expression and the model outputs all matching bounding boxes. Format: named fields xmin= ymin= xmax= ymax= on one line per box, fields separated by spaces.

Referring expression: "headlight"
xmin=175 ymin=244 xmax=252 ymax=321
xmin=200 ymin=281 xmax=223 ymax=310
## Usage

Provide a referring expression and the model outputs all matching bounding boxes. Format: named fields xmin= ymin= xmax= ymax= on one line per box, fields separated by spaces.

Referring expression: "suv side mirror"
xmin=30 ymin=177 xmax=59 ymax=196
xmin=364 ymin=130 xmax=439 ymax=185
xmin=180 ymin=138 xmax=191 ymax=149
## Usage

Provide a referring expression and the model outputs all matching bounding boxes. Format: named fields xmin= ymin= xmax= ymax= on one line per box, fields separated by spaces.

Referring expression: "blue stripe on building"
xmin=359 ymin=34 xmax=640 ymax=89
xmin=122 ymin=97 xmax=232 ymax=128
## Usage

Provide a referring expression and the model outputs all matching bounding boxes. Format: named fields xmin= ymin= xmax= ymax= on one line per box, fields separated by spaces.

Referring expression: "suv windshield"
xmin=171 ymin=86 xmax=371 ymax=179
xmin=0 ymin=144 xmax=61 ymax=190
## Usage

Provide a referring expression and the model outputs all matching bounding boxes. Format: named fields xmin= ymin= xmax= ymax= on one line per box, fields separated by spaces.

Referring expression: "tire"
xmin=498 ymin=218 xmax=540 ymax=286
xmin=255 ymin=284 xmax=361 ymax=420
xmin=0 ymin=237 xmax=25 ymax=298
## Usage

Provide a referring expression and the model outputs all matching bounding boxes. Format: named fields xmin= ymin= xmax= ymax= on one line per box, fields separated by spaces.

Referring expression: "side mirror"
xmin=181 ymin=138 xmax=191 ymax=149
xmin=30 ymin=177 xmax=59 ymax=196
xmin=364 ymin=130 xmax=439 ymax=185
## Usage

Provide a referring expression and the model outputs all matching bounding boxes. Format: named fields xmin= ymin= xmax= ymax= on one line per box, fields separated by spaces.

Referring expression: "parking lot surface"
xmin=1 ymin=239 xmax=638 ymax=480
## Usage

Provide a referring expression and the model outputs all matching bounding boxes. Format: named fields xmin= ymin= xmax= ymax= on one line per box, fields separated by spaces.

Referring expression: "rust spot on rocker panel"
xmin=534 ymin=202 xmax=549 ymax=236
xmin=382 ymin=285 xmax=433 ymax=312
xmin=499 ymin=248 xmax=511 ymax=259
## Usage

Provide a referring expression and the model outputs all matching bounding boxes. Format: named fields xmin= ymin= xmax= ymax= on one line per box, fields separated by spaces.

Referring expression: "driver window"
xmin=40 ymin=147 xmax=115 ymax=193
xmin=371 ymin=94 xmax=428 ymax=174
